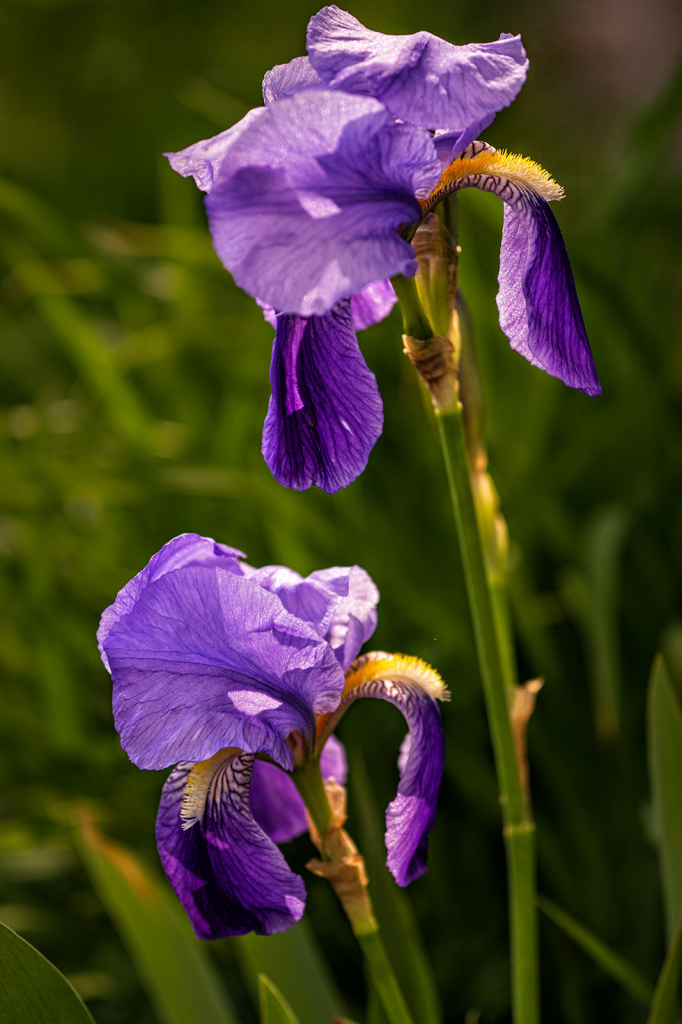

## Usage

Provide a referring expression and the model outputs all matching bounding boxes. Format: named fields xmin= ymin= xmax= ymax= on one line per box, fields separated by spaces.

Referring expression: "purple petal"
xmin=97 ymin=534 xmax=246 ymax=672
xmin=497 ymin=193 xmax=600 ymax=395
xmin=263 ymin=56 xmax=324 ymax=105
xmin=250 ymin=735 xmax=348 ymax=843
xmin=245 ymin=562 xmax=378 ymax=668
xmin=341 ymin=677 xmax=444 ymax=886
xmin=101 ymin=566 xmax=346 ymax=771
xmin=307 ymin=8 xmax=528 ymax=131
xmin=157 ymin=753 xmax=306 ymax=938
xmin=168 ymin=89 xmax=439 ymax=316
xmin=432 ymin=115 xmax=495 ymax=170
xmin=262 ymin=300 xmax=383 ymax=493
xmin=350 ymin=279 xmax=396 ymax=330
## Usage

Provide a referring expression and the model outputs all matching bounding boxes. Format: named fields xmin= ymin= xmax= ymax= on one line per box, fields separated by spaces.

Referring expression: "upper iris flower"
xmin=167 ymin=6 xmax=599 ymax=495
xmin=97 ymin=533 xmax=447 ymax=938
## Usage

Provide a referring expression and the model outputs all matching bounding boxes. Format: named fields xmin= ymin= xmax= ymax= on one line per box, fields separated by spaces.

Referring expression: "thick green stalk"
xmin=292 ymin=763 xmax=417 ymax=1024
xmin=436 ymin=408 xmax=539 ymax=1024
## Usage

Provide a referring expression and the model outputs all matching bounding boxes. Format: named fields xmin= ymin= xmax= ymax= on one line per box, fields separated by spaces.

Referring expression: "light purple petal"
xmin=250 ymin=736 xmax=348 ymax=843
xmin=350 ymin=279 xmax=396 ymax=330
xmin=432 ymin=115 xmax=495 ymax=170
xmin=101 ymin=567 xmax=346 ymax=771
xmin=307 ymin=7 xmax=528 ymax=131
xmin=341 ymin=678 xmax=444 ymax=886
xmin=263 ymin=56 xmax=324 ymax=105
xmin=157 ymin=753 xmax=305 ymax=938
xmin=174 ymin=89 xmax=438 ymax=316
xmin=497 ymin=192 xmax=600 ymax=395
xmin=262 ymin=300 xmax=383 ymax=493
xmin=97 ymin=534 xmax=246 ymax=672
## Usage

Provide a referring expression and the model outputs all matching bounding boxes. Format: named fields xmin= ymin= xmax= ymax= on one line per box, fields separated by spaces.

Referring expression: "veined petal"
xmin=331 ymin=652 xmax=448 ymax=886
xmin=263 ymin=56 xmax=324 ymax=104
xmin=102 ymin=566 xmax=346 ymax=771
xmin=307 ymin=7 xmax=528 ymax=131
xmin=250 ymin=735 xmax=348 ymax=843
xmin=157 ymin=752 xmax=305 ymax=938
xmin=177 ymin=89 xmax=438 ymax=316
xmin=245 ymin=561 xmax=379 ymax=668
xmin=424 ymin=145 xmax=601 ymax=396
xmin=349 ymin=279 xmax=396 ymax=330
xmin=97 ymin=533 xmax=246 ymax=672
xmin=262 ymin=300 xmax=383 ymax=493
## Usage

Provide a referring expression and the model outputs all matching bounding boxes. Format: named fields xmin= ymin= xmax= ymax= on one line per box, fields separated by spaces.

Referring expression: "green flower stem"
xmin=436 ymin=406 xmax=539 ymax=1024
xmin=391 ymin=273 xmax=435 ymax=340
xmin=292 ymin=762 xmax=417 ymax=1024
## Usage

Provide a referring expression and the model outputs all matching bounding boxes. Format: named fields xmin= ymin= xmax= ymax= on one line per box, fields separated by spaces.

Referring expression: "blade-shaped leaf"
xmin=259 ymin=974 xmax=302 ymax=1024
xmin=74 ymin=805 xmax=237 ymax=1024
xmin=538 ymin=896 xmax=653 ymax=1005
xmin=647 ymin=908 xmax=682 ymax=1024
xmin=0 ymin=920 xmax=95 ymax=1024
xmin=233 ymin=920 xmax=344 ymax=1024
xmin=647 ymin=654 xmax=682 ymax=941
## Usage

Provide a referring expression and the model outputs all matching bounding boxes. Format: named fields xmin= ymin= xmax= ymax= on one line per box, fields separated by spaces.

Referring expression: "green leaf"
xmin=349 ymin=747 xmax=441 ymax=1024
xmin=538 ymin=896 xmax=653 ymax=1005
xmin=0 ymin=920 xmax=95 ymax=1024
xmin=74 ymin=806 xmax=237 ymax=1024
xmin=647 ymin=654 xmax=682 ymax=941
xmin=646 ymin=908 xmax=682 ymax=1024
xmin=259 ymin=974 xmax=302 ymax=1024
xmin=233 ymin=919 xmax=344 ymax=1024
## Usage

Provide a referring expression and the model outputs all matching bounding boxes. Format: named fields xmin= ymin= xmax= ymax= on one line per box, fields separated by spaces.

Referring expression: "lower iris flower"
xmin=98 ymin=533 xmax=448 ymax=938
xmin=167 ymin=7 xmax=599 ymax=495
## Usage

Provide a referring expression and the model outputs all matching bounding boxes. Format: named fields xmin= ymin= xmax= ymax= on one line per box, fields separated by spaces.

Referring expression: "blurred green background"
xmin=0 ymin=0 xmax=681 ymax=1021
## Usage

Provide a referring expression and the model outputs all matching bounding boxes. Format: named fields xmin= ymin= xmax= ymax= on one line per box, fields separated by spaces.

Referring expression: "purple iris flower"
xmin=167 ymin=6 xmax=599 ymax=495
xmin=98 ymin=533 xmax=448 ymax=938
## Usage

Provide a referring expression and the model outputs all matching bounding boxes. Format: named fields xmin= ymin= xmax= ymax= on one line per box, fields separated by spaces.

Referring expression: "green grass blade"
xmin=349 ymin=748 xmax=441 ymax=1024
xmin=647 ymin=909 xmax=682 ymax=1024
xmin=538 ymin=896 xmax=653 ymax=1005
xmin=259 ymin=974 xmax=302 ymax=1024
xmin=233 ymin=920 xmax=344 ymax=1024
xmin=647 ymin=654 xmax=682 ymax=941
xmin=74 ymin=806 xmax=237 ymax=1024
xmin=0 ymin=920 xmax=95 ymax=1024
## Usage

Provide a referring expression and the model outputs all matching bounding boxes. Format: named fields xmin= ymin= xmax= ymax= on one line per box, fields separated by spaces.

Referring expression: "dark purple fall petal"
xmin=168 ymin=89 xmax=438 ymax=316
xmin=497 ymin=193 xmax=601 ymax=395
xmin=250 ymin=735 xmax=348 ymax=843
xmin=306 ymin=7 xmax=528 ymax=132
xmin=262 ymin=300 xmax=383 ymax=493
xmin=157 ymin=754 xmax=306 ymax=938
xmin=340 ymin=678 xmax=444 ymax=886
xmin=102 ymin=566 xmax=345 ymax=771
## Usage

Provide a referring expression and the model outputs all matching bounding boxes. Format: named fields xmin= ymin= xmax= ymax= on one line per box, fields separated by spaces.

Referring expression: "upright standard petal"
xmin=307 ymin=7 xmax=528 ymax=131
xmin=171 ymin=89 xmax=439 ymax=316
xmin=325 ymin=653 xmax=448 ymax=886
xmin=101 ymin=566 xmax=346 ymax=770
xmin=245 ymin=560 xmax=379 ymax=668
xmin=250 ymin=735 xmax=348 ymax=843
xmin=262 ymin=300 xmax=383 ymax=493
xmin=97 ymin=533 xmax=245 ymax=671
xmin=263 ymin=56 xmax=324 ymax=104
xmin=423 ymin=145 xmax=601 ymax=395
xmin=157 ymin=752 xmax=306 ymax=938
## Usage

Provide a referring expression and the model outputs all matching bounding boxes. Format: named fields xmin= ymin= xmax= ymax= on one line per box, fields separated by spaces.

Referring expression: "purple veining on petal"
xmin=262 ymin=299 xmax=383 ymax=493
xmin=307 ymin=7 xmax=528 ymax=131
xmin=263 ymin=56 xmax=324 ymax=105
xmin=339 ymin=677 xmax=444 ymax=886
xmin=169 ymin=89 xmax=438 ymax=316
xmin=157 ymin=754 xmax=306 ymax=938
xmin=101 ymin=566 xmax=346 ymax=771
xmin=250 ymin=735 xmax=348 ymax=843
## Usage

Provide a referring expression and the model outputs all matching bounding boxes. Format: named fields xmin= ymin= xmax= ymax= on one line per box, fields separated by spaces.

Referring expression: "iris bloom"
xmin=168 ymin=6 xmax=599 ymax=494
xmin=97 ymin=533 xmax=447 ymax=938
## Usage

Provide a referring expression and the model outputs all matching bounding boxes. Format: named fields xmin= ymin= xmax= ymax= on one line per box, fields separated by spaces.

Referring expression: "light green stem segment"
xmin=436 ymin=408 xmax=539 ymax=1024
xmin=292 ymin=762 xmax=417 ymax=1024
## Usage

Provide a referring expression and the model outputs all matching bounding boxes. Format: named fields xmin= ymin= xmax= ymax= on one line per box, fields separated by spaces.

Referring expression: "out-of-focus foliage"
xmin=0 ymin=0 xmax=680 ymax=1022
